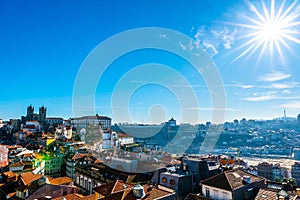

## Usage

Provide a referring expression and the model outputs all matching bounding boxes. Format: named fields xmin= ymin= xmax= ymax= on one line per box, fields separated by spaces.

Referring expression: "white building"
xmin=70 ymin=115 xmax=111 ymax=130
xmin=201 ymin=170 xmax=265 ymax=200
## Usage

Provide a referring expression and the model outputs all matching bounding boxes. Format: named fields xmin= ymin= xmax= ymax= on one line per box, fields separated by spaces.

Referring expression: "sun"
xmin=232 ymin=0 xmax=300 ymax=62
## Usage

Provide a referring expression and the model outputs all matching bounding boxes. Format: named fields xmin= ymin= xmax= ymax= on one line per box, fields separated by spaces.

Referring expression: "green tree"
xmin=275 ymin=177 xmax=281 ymax=182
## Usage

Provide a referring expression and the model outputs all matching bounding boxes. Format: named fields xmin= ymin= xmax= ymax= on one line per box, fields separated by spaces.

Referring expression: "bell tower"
xmin=39 ymin=105 xmax=47 ymax=123
xmin=26 ymin=105 xmax=34 ymax=121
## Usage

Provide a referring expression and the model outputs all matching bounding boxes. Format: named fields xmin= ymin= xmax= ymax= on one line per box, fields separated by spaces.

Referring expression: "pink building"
xmin=0 ymin=145 xmax=8 ymax=168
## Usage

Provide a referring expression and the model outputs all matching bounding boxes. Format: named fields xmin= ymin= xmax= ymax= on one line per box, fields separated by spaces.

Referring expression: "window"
xmin=205 ymin=188 xmax=210 ymax=198
xmin=162 ymin=177 xmax=167 ymax=183
xmin=169 ymin=180 xmax=175 ymax=185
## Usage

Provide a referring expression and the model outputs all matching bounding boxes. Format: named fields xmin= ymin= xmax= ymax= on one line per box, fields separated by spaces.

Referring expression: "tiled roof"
xmin=19 ymin=172 xmax=42 ymax=186
xmin=49 ymin=177 xmax=73 ymax=185
xmin=81 ymin=194 xmax=97 ymax=200
xmin=254 ymin=188 xmax=294 ymax=200
xmin=3 ymin=171 xmax=16 ymax=178
xmin=52 ymin=193 xmax=83 ymax=200
xmin=72 ymin=153 xmax=89 ymax=160
xmin=94 ymin=181 xmax=174 ymax=200
xmin=94 ymin=180 xmax=134 ymax=196
xmin=99 ymin=184 xmax=174 ymax=200
xmin=185 ymin=193 xmax=211 ymax=200
xmin=201 ymin=169 xmax=264 ymax=191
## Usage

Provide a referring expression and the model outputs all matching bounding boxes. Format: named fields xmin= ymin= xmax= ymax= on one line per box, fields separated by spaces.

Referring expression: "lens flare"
xmin=232 ymin=0 xmax=300 ymax=62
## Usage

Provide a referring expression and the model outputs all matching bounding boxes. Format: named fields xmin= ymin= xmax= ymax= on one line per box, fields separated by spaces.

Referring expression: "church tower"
xmin=26 ymin=105 xmax=34 ymax=121
xmin=39 ymin=105 xmax=47 ymax=123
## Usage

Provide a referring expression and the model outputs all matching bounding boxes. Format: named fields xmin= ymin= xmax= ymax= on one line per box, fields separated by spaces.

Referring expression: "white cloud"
xmin=190 ymin=26 xmax=237 ymax=58
xmin=202 ymin=41 xmax=219 ymax=57
xmin=212 ymin=28 xmax=237 ymax=49
xmin=229 ymin=81 xmax=254 ymax=89
xmin=243 ymin=91 xmax=277 ymax=101
xmin=282 ymin=90 xmax=291 ymax=94
xmin=282 ymin=102 xmax=300 ymax=109
xmin=243 ymin=95 xmax=274 ymax=101
xmin=268 ymin=81 xmax=298 ymax=89
xmin=258 ymin=71 xmax=291 ymax=82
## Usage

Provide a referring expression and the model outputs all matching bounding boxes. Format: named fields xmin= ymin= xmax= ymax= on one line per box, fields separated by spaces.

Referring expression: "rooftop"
xmin=49 ymin=177 xmax=73 ymax=185
xmin=201 ymin=169 xmax=264 ymax=191
xmin=94 ymin=180 xmax=175 ymax=200
xmin=18 ymin=172 xmax=42 ymax=186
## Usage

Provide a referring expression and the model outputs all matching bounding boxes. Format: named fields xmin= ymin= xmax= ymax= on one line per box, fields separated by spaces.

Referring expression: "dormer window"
xmin=169 ymin=179 xmax=175 ymax=185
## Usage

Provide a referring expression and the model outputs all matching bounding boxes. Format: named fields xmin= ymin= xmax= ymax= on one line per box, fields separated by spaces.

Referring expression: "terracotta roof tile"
xmin=94 ymin=181 xmax=174 ymax=200
xmin=49 ymin=177 xmax=73 ymax=185
xmin=72 ymin=153 xmax=89 ymax=160
xmin=93 ymin=180 xmax=134 ymax=196
xmin=52 ymin=193 xmax=83 ymax=200
xmin=81 ymin=194 xmax=97 ymax=200
xmin=201 ymin=169 xmax=264 ymax=191
xmin=254 ymin=188 xmax=295 ymax=200
xmin=3 ymin=171 xmax=16 ymax=178
xmin=19 ymin=172 xmax=42 ymax=186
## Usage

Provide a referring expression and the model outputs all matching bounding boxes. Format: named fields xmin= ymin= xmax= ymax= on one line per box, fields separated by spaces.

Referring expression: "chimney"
xmin=242 ymin=176 xmax=251 ymax=184
xmin=278 ymin=196 xmax=284 ymax=200
xmin=296 ymin=188 xmax=300 ymax=197
xmin=147 ymin=184 xmax=154 ymax=192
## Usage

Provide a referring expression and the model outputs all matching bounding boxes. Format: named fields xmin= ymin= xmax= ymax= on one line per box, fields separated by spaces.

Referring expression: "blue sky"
xmin=1 ymin=0 xmax=300 ymax=124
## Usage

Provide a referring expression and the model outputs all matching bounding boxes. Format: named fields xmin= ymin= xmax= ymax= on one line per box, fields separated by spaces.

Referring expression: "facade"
xmin=70 ymin=115 xmax=111 ymax=130
xmin=0 ymin=145 xmax=9 ymax=168
xmin=257 ymin=162 xmax=273 ymax=180
xmin=44 ymin=153 xmax=64 ymax=178
xmin=9 ymin=161 xmax=25 ymax=172
xmin=102 ymin=130 xmax=112 ymax=149
xmin=159 ymin=171 xmax=193 ymax=200
xmin=292 ymin=162 xmax=300 ymax=186
xmin=10 ymin=119 xmax=21 ymax=131
xmin=294 ymin=148 xmax=300 ymax=161
xmin=47 ymin=117 xmax=64 ymax=126
xmin=272 ymin=164 xmax=282 ymax=181
xmin=201 ymin=169 xmax=265 ymax=200
xmin=66 ymin=153 xmax=95 ymax=179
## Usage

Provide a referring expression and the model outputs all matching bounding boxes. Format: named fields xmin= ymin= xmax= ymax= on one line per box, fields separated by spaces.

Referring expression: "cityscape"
xmin=0 ymin=106 xmax=300 ymax=199
xmin=2 ymin=0 xmax=300 ymax=200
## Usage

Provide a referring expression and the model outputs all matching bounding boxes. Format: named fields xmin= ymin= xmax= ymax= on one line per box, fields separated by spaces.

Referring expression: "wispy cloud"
xmin=243 ymin=95 xmax=274 ymax=102
xmin=243 ymin=91 xmax=300 ymax=102
xmin=180 ymin=26 xmax=237 ymax=58
xmin=267 ymin=81 xmax=298 ymax=89
xmin=257 ymin=71 xmax=291 ymax=82
xmin=229 ymin=81 xmax=254 ymax=89
xmin=211 ymin=28 xmax=237 ymax=49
